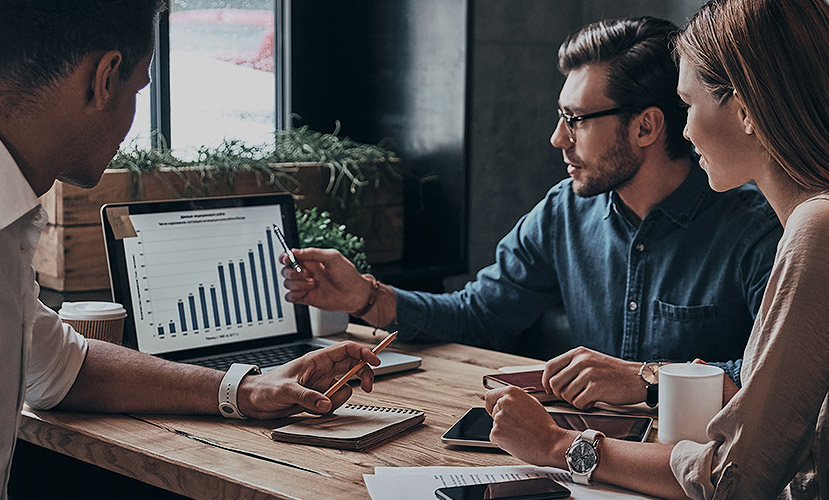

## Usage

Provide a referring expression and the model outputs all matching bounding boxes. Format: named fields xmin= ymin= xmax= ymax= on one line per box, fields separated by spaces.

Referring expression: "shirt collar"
xmin=604 ymin=165 xmax=709 ymax=228
xmin=602 ymin=194 xmax=614 ymax=219
xmin=652 ymin=166 xmax=709 ymax=228
xmin=0 ymin=139 xmax=41 ymax=231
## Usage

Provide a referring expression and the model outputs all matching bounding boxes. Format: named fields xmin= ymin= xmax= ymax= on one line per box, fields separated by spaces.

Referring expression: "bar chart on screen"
xmin=121 ymin=204 xmax=298 ymax=355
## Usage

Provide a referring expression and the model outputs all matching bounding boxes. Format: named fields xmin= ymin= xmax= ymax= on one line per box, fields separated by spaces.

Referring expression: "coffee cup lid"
xmin=58 ymin=302 xmax=127 ymax=321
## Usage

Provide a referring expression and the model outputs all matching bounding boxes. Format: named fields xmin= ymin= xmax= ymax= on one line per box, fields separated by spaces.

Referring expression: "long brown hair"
xmin=676 ymin=0 xmax=829 ymax=190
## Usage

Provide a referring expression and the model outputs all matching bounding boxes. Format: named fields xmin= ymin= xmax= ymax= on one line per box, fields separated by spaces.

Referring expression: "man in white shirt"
xmin=0 ymin=2 xmax=378 ymax=497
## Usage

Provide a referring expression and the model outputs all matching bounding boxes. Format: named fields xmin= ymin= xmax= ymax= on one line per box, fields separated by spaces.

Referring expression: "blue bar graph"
xmin=210 ymin=287 xmax=220 ymax=327
xmin=258 ymin=242 xmax=273 ymax=320
xmin=248 ymin=251 xmax=263 ymax=322
xmin=198 ymin=285 xmax=209 ymax=329
xmin=228 ymin=262 xmax=242 ymax=324
xmin=188 ymin=294 xmax=199 ymax=331
xmin=160 ymin=226 xmax=290 ymax=335
xmin=178 ymin=300 xmax=187 ymax=332
xmin=218 ymin=264 xmax=231 ymax=326
xmin=239 ymin=261 xmax=252 ymax=323
xmin=265 ymin=229 xmax=284 ymax=319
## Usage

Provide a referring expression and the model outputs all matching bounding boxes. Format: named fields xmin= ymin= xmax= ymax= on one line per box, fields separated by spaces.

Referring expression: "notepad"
xmin=270 ymin=404 xmax=425 ymax=450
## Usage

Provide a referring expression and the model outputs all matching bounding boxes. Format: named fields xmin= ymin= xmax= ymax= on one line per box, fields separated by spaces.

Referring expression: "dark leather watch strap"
xmin=646 ymin=383 xmax=658 ymax=408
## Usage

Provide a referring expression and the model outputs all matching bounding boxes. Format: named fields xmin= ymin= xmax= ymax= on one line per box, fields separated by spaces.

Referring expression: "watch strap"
xmin=639 ymin=361 xmax=662 ymax=408
xmin=646 ymin=383 xmax=659 ymax=408
xmin=581 ymin=429 xmax=605 ymax=445
xmin=218 ymin=363 xmax=261 ymax=419
xmin=567 ymin=429 xmax=606 ymax=485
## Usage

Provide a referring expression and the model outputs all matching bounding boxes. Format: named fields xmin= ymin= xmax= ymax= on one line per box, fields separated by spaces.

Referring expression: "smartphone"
xmin=440 ymin=407 xmax=652 ymax=448
xmin=434 ymin=478 xmax=571 ymax=500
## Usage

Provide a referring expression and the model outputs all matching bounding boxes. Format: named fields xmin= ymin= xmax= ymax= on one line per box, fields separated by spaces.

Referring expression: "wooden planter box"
xmin=34 ymin=165 xmax=403 ymax=291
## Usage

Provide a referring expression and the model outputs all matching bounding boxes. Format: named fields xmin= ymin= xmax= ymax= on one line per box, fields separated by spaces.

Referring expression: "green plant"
xmin=296 ymin=208 xmax=370 ymax=274
xmin=109 ymin=122 xmax=408 ymax=213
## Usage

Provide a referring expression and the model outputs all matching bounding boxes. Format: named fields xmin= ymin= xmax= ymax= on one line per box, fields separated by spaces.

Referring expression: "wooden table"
xmin=16 ymin=325 xmax=653 ymax=499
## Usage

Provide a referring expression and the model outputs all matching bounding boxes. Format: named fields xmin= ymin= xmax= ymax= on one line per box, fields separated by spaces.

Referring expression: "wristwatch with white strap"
xmin=565 ymin=429 xmax=605 ymax=484
xmin=218 ymin=363 xmax=261 ymax=419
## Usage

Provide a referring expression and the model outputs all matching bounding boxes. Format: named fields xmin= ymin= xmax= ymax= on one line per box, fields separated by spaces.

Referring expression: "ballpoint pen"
xmin=272 ymin=223 xmax=302 ymax=273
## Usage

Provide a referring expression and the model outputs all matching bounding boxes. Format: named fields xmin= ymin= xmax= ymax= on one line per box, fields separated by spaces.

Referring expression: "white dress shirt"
xmin=0 ymin=140 xmax=88 ymax=499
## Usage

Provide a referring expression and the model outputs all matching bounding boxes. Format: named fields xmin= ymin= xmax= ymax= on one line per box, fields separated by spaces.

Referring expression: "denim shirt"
xmin=394 ymin=168 xmax=782 ymax=385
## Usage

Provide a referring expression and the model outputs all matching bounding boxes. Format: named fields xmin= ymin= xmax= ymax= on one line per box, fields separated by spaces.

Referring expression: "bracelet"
xmin=351 ymin=275 xmax=381 ymax=317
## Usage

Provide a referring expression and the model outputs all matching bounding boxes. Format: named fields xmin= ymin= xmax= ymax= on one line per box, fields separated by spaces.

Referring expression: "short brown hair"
xmin=559 ymin=17 xmax=693 ymax=161
xmin=677 ymin=0 xmax=829 ymax=190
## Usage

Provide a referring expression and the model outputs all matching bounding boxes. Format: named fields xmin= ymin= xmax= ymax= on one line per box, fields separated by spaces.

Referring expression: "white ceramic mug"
xmin=658 ymin=363 xmax=724 ymax=444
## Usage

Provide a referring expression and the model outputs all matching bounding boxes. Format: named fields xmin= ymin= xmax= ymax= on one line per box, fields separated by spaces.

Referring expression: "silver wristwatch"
xmin=218 ymin=363 xmax=261 ymax=419
xmin=565 ymin=429 xmax=605 ymax=484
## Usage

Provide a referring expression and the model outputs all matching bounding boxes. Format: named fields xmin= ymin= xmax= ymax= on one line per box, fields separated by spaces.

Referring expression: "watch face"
xmin=567 ymin=440 xmax=597 ymax=474
xmin=641 ymin=363 xmax=660 ymax=385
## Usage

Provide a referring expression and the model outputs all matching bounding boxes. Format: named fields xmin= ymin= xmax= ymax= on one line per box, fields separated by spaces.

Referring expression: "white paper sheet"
xmin=364 ymin=465 xmax=658 ymax=499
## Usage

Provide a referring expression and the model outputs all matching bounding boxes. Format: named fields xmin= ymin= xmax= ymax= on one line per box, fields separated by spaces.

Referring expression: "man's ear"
xmin=90 ymin=50 xmax=123 ymax=111
xmin=632 ymin=106 xmax=664 ymax=148
xmin=732 ymin=90 xmax=755 ymax=135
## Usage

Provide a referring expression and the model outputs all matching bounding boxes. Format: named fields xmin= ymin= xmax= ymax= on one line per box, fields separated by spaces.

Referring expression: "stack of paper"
xmin=363 ymin=466 xmax=658 ymax=499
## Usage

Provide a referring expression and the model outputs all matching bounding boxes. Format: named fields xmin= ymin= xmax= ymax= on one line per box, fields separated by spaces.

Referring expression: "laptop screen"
xmin=102 ymin=194 xmax=310 ymax=360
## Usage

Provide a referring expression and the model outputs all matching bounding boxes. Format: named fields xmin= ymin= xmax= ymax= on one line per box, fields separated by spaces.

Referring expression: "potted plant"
xmin=34 ymin=124 xmax=418 ymax=292
xmin=296 ymin=207 xmax=369 ymax=336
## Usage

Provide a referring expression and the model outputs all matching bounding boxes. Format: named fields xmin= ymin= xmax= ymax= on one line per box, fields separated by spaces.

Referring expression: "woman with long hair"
xmin=485 ymin=0 xmax=829 ymax=497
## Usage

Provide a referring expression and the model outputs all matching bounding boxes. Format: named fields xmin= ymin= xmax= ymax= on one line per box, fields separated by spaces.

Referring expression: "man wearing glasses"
xmin=280 ymin=17 xmax=782 ymax=409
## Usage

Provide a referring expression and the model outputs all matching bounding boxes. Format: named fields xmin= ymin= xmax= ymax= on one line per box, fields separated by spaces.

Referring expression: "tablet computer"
xmin=441 ymin=407 xmax=653 ymax=448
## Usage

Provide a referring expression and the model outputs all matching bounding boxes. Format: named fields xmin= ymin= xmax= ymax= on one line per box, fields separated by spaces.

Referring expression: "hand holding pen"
xmin=273 ymin=224 xmax=302 ymax=273
xmin=324 ymin=331 xmax=397 ymax=398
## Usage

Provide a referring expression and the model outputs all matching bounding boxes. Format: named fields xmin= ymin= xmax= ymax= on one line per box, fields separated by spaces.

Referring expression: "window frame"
xmin=148 ymin=1 xmax=291 ymax=150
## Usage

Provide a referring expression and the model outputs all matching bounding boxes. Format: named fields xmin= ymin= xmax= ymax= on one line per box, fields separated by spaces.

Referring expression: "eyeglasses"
xmin=557 ymin=107 xmax=631 ymax=141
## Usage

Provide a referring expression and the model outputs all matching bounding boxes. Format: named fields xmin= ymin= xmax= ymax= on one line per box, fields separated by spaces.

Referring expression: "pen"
xmin=323 ymin=331 xmax=398 ymax=398
xmin=272 ymin=223 xmax=302 ymax=273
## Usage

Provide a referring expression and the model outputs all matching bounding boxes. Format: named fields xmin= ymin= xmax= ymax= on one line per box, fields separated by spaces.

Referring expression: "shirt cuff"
xmin=26 ymin=313 xmax=89 ymax=409
xmin=670 ymin=439 xmax=719 ymax=500
xmin=388 ymin=288 xmax=420 ymax=340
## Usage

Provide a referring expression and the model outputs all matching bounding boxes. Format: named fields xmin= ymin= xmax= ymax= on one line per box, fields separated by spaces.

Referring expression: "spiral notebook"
xmin=270 ymin=404 xmax=425 ymax=451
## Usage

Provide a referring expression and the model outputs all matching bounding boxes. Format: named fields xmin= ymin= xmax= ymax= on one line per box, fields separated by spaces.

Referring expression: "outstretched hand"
xmin=237 ymin=341 xmax=380 ymax=419
xmin=542 ymin=346 xmax=645 ymax=409
xmin=280 ymin=248 xmax=373 ymax=314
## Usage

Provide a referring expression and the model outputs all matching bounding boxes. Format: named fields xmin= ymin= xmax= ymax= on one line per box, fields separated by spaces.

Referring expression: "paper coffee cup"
xmin=658 ymin=363 xmax=724 ymax=444
xmin=59 ymin=302 xmax=127 ymax=345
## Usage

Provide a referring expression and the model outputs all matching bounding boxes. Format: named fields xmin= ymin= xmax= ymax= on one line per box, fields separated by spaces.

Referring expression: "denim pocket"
xmin=654 ymin=300 xmax=717 ymax=321
xmin=650 ymin=300 xmax=724 ymax=361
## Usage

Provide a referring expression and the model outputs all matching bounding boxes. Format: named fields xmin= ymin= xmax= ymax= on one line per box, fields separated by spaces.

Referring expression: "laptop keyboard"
xmin=189 ymin=343 xmax=323 ymax=372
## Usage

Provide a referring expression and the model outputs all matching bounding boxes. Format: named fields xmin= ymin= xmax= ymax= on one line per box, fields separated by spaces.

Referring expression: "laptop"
xmin=100 ymin=193 xmax=420 ymax=376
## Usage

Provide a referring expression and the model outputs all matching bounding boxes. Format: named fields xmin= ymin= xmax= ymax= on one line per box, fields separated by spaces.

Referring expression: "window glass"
xmin=170 ymin=0 xmax=276 ymax=158
xmin=125 ymin=0 xmax=276 ymax=159
xmin=124 ymin=79 xmax=152 ymax=150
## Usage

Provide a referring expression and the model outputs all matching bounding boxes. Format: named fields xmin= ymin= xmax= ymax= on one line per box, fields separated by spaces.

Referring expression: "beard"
xmin=571 ymin=123 xmax=642 ymax=198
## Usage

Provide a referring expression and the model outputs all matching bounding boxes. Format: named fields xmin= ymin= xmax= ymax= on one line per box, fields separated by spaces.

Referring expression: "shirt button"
xmin=628 ymin=301 xmax=638 ymax=311
xmin=635 ymin=243 xmax=645 ymax=252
